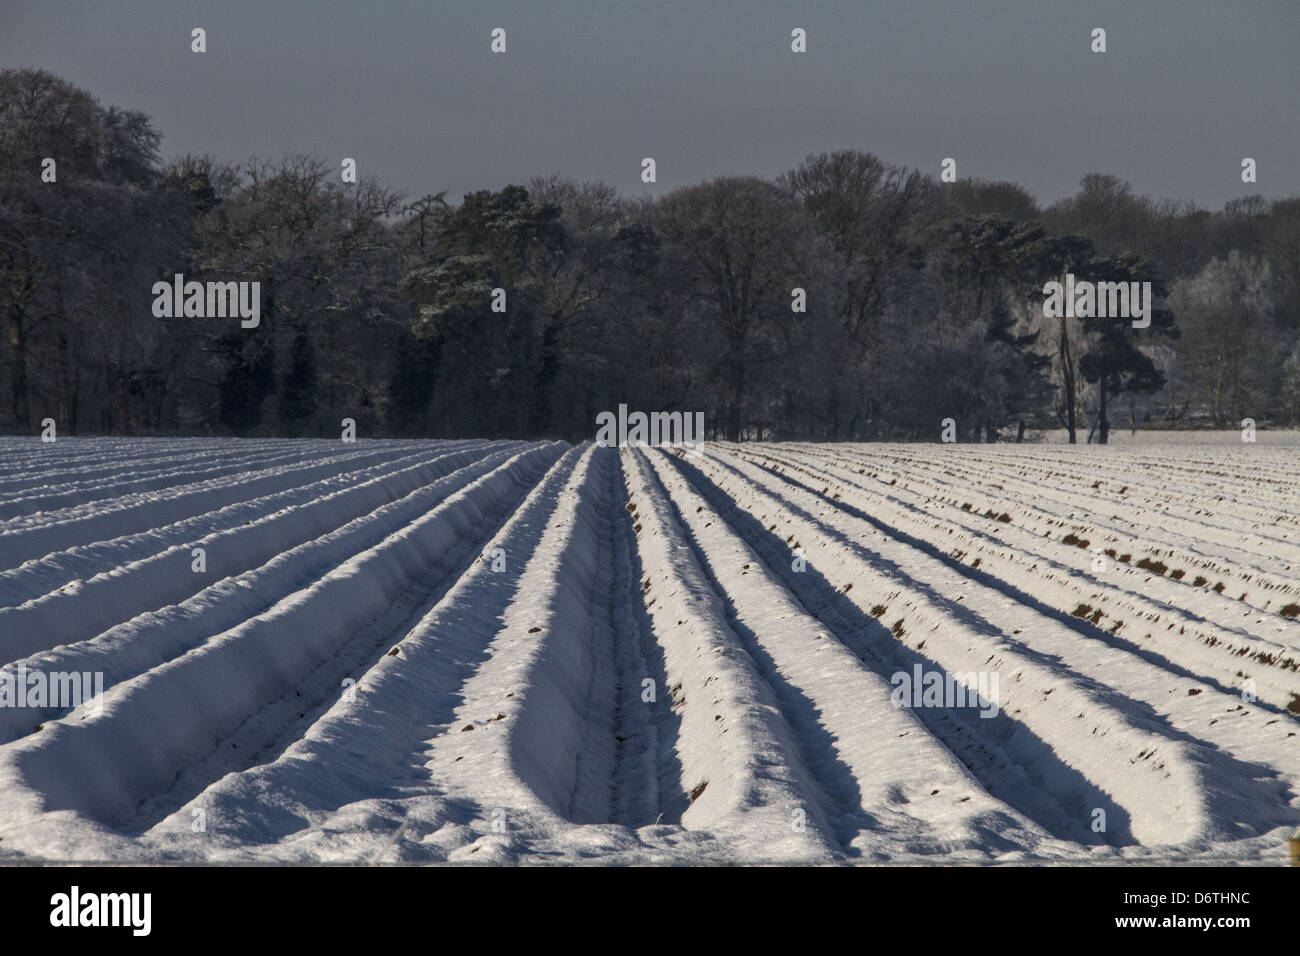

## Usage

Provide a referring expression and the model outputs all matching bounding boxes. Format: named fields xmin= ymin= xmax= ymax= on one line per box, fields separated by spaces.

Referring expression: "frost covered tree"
xmin=781 ymin=151 xmax=936 ymax=438
xmin=0 ymin=68 xmax=161 ymax=433
xmin=934 ymin=215 xmax=1053 ymax=441
xmin=1281 ymin=341 xmax=1300 ymax=425
xmin=1075 ymin=256 xmax=1177 ymax=443
xmin=1169 ymin=252 xmax=1273 ymax=425
xmin=182 ymin=154 xmax=406 ymax=435
xmin=653 ymin=176 xmax=829 ymax=441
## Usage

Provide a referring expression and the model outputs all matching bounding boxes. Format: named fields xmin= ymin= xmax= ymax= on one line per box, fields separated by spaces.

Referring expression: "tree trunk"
xmin=726 ymin=345 xmax=745 ymax=442
xmin=1098 ymin=376 xmax=1110 ymax=445
xmin=7 ymin=301 xmax=31 ymax=433
xmin=116 ymin=360 xmax=131 ymax=436
xmin=530 ymin=321 xmax=561 ymax=437
xmin=1059 ymin=317 xmax=1077 ymax=443
xmin=58 ymin=332 xmax=72 ymax=428
xmin=69 ymin=366 xmax=79 ymax=435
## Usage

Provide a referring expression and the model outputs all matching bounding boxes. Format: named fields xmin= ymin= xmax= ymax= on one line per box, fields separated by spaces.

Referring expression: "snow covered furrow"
xmin=135 ymin=445 xmax=596 ymax=861
xmin=0 ymin=441 xmax=486 ymax=608
xmin=313 ymin=444 xmax=843 ymax=862
xmin=487 ymin=447 xmax=639 ymax=828
xmin=842 ymin=445 xmax=1300 ymax=568
xmin=994 ymin=448 xmax=1300 ymax=516
xmin=803 ymin=444 xmax=1300 ymax=635
xmin=0 ymin=441 xmax=285 ymax=500
xmin=0 ymin=437 xmax=1294 ymax=865
xmin=680 ymin=447 xmax=1219 ymax=848
xmin=776 ymin=444 xmax=1300 ymax=624
xmin=810 ymin=442 xmax=1299 ymax=550
xmin=639 ymin=449 xmax=1062 ymax=859
xmin=377 ymin=444 xmax=682 ymax=862
xmin=0 ymin=443 xmax=547 ymax=743
xmin=805 ymin=444 xmax=1300 ymax=578
xmin=0 ymin=442 xmax=507 ymax=652
xmin=737 ymin=446 xmax=1300 ymax=708
xmin=0 ymin=442 xmax=564 ymax=845
xmin=608 ymin=449 xmax=839 ymax=859
xmin=888 ymin=441 xmax=1299 ymax=510
xmin=0 ymin=437 xmax=290 ymax=487
xmin=0 ymin=442 xmax=342 ymax=519
xmin=0 ymin=441 xmax=477 ymax=569
xmin=688 ymin=452 xmax=1299 ymax=854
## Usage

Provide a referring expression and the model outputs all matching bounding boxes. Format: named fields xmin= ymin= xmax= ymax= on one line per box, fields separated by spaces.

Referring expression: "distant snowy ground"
xmin=1040 ymin=427 xmax=1300 ymax=445
xmin=0 ymin=436 xmax=1296 ymax=864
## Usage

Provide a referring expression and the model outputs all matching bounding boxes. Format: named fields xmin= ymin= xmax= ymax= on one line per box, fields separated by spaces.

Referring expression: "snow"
xmin=0 ymin=435 xmax=1296 ymax=864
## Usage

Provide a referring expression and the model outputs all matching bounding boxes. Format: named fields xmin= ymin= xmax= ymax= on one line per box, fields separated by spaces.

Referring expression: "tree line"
xmin=3 ymin=68 xmax=1299 ymax=443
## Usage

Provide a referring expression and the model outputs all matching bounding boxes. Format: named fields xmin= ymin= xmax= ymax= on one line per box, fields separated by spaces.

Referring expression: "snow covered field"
xmin=0 ymin=436 xmax=1296 ymax=864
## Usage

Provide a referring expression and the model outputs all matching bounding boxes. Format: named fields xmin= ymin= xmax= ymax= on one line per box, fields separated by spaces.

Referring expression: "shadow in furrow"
xmin=731 ymin=455 xmax=1300 ymax=840
xmin=607 ymin=451 xmax=689 ymax=826
xmin=108 ymin=449 xmax=568 ymax=834
xmin=750 ymin=451 xmax=1300 ymax=723
xmin=640 ymin=452 xmax=872 ymax=853
xmin=135 ymin=449 xmax=586 ymax=846
xmin=667 ymin=452 xmax=1137 ymax=847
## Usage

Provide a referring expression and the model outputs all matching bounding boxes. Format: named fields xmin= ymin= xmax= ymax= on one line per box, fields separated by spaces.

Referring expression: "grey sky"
xmin=3 ymin=0 xmax=1297 ymax=209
